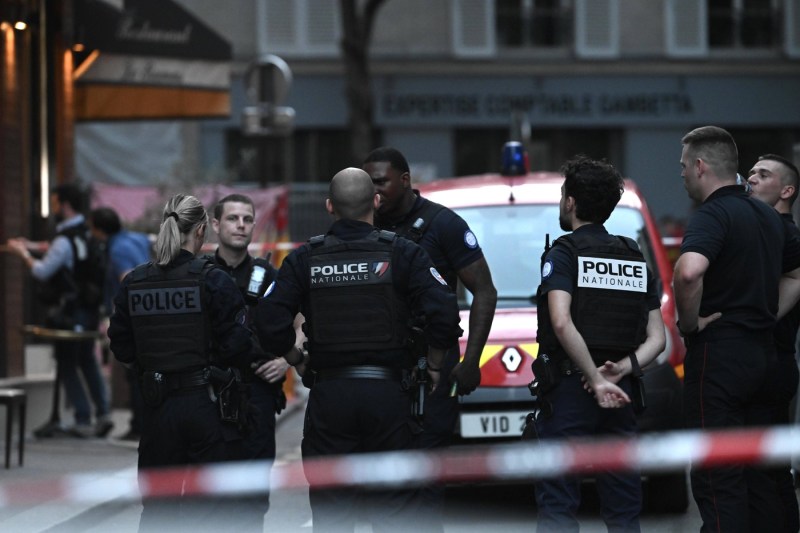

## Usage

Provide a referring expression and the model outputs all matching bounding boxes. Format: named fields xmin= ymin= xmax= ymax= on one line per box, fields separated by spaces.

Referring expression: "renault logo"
xmin=501 ymin=347 xmax=522 ymax=372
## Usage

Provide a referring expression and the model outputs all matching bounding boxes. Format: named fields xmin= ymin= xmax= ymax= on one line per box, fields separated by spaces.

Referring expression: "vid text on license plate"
xmin=459 ymin=411 xmax=529 ymax=438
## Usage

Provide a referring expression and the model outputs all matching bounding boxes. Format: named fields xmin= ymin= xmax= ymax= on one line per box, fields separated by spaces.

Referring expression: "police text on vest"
xmin=577 ymin=257 xmax=646 ymax=293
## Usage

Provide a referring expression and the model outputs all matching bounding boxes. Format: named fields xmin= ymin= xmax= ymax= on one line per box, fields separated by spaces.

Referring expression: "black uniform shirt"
xmin=255 ymin=219 xmax=462 ymax=369
xmin=775 ymin=213 xmax=800 ymax=354
xmin=108 ymin=249 xmax=253 ymax=369
xmin=681 ymin=185 xmax=800 ymax=331
xmin=376 ymin=195 xmax=484 ymax=291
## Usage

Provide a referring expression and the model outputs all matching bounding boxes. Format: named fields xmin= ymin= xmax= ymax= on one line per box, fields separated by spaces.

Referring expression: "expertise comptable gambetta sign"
xmin=379 ymin=92 xmax=694 ymax=121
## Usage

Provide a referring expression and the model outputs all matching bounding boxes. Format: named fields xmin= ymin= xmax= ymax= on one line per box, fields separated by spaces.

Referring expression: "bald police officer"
xmin=255 ymin=168 xmax=461 ymax=532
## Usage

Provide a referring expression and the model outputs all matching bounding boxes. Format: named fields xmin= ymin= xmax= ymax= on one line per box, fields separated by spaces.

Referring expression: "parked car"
xmin=418 ymin=165 xmax=688 ymax=513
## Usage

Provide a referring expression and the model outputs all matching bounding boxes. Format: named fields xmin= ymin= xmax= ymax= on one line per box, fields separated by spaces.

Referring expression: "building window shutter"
xmin=574 ymin=0 xmax=619 ymax=58
xmin=452 ymin=0 xmax=496 ymax=57
xmin=786 ymin=0 xmax=800 ymax=58
xmin=265 ymin=0 xmax=297 ymax=50
xmin=666 ymin=0 xmax=708 ymax=57
xmin=305 ymin=0 xmax=340 ymax=54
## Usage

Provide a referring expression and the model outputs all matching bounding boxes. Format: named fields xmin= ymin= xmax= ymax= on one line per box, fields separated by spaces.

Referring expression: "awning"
xmin=73 ymin=0 xmax=232 ymax=120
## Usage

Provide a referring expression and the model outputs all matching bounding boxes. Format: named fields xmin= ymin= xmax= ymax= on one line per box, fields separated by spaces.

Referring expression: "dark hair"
xmin=758 ymin=153 xmax=800 ymax=204
xmin=681 ymin=125 xmax=738 ymax=177
xmin=52 ymin=183 xmax=86 ymax=213
xmin=363 ymin=147 xmax=410 ymax=174
xmin=562 ymin=155 xmax=624 ymax=224
xmin=213 ymin=193 xmax=255 ymax=220
xmin=89 ymin=207 xmax=122 ymax=236
xmin=154 ymin=194 xmax=207 ymax=266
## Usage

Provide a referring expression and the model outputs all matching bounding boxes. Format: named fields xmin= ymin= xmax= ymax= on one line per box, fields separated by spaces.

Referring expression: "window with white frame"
xmin=263 ymin=0 xmax=340 ymax=57
xmin=495 ymin=0 xmax=573 ymax=48
xmin=708 ymin=0 xmax=779 ymax=49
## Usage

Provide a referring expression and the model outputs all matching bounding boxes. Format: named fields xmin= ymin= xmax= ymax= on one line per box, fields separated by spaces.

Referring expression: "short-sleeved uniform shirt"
xmin=539 ymin=224 xmax=660 ymax=360
xmin=774 ymin=213 xmax=800 ymax=354
xmin=680 ymin=185 xmax=800 ymax=331
xmin=376 ymin=195 xmax=484 ymax=291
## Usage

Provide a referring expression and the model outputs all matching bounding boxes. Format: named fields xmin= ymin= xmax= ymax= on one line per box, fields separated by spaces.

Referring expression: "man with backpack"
xmin=8 ymin=183 xmax=113 ymax=438
xmin=89 ymin=206 xmax=152 ymax=441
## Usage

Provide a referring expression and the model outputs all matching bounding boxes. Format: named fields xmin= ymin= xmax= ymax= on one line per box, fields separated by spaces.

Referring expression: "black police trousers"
xmin=533 ymin=373 xmax=641 ymax=533
xmin=301 ymin=376 xmax=419 ymax=533
xmin=684 ymin=327 xmax=784 ymax=533
xmin=137 ymin=386 xmax=243 ymax=533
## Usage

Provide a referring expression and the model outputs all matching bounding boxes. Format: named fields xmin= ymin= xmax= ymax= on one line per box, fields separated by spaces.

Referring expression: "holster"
xmin=210 ymin=367 xmax=252 ymax=431
xmin=531 ymin=352 xmax=561 ymax=395
xmin=628 ymin=353 xmax=647 ymax=415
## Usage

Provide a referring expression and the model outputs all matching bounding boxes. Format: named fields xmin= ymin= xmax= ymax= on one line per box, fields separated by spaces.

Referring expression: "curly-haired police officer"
xmin=255 ymin=168 xmax=461 ymax=532
xmin=534 ymin=156 xmax=666 ymax=533
xmin=108 ymin=194 xmax=253 ymax=532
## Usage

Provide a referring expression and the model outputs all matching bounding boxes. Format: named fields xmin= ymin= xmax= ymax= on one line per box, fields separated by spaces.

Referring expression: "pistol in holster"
xmin=209 ymin=366 xmax=252 ymax=431
xmin=527 ymin=352 xmax=560 ymax=421
xmin=406 ymin=321 xmax=429 ymax=421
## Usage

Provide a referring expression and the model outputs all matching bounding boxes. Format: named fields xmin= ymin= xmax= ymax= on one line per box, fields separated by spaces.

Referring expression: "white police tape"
xmin=3 ymin=425 xmax=800 ymax=505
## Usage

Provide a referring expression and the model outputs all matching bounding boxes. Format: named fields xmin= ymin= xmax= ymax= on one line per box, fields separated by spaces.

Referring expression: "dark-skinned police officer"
xmin=108 ymin=194 xmax=253 ymax=532
xmin=255 ymin=168 xmax=461 ymax=533
xmin=206 ymin=193 xmax=289 ymax=529
xmin=533 ymin=156 xmax=666 ymax=533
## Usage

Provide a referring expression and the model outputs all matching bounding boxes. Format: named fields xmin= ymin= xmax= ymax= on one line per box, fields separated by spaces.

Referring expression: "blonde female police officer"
xmin=108 ymin=194 xmax=253 ymax=532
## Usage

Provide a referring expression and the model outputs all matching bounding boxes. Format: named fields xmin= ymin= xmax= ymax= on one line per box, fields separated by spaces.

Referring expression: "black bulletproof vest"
xmin=537 ymin=232 xmax=649 ymax=363
xmin=307 ymin=230 xmax=408 ymax=355
xmin=128 ymin=258 xmax=211 ymax=372
xmin=37 ymin=223 xmax=90 ymax=307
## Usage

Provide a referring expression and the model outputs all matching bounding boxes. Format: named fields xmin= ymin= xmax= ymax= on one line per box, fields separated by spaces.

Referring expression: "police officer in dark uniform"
xmin=675 ymin=127 xmax=800 ymax=533
xmin=533 ymin=156 xmax=666 ymax=533
xmin=207 ymin=193 xmax=289 ymax=528
xmin=255 ymin=168 xmax=461 ymax=533
xmin=108 ymin=194 xmax=253 ymax=532
xmin=747 ymin=153 xmax=800 ymax=533
xmin=363 ymin=147 xmax=497 ymax=530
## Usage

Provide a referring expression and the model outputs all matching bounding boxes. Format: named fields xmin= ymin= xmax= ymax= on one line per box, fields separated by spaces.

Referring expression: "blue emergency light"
xmin=501 ymin=141 xmax=528 ymax=176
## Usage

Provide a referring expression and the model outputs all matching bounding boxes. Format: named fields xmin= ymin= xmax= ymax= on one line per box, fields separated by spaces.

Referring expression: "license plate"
xmin=459 ymin=411 xmax=530 ymax=438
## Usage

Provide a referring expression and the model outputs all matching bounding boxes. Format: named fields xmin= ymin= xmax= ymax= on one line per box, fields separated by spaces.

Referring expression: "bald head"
xmin=328 ymin=167 xmax=377 ymax=221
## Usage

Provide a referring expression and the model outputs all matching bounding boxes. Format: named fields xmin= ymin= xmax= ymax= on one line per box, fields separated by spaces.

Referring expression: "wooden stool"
xmin=0 ymin=389 xmax=26 ymax=468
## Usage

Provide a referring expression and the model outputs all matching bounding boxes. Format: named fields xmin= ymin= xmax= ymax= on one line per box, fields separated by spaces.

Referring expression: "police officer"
xmin=533 ymin=156 xmax=666 ymax=533
xmin=108 ymin=194 xmax=253 ymax=532
xmin=674 ymin=127 xmax=800 ymax=533
xmin=255 ymin=168 xmax=461 ymax=532
xmin=363 ymin=147 xmax=497 ymax=529
xmin=207 ymin=193 xmax=289 ymax=527
xmin=747 ymin=153 xmax=800 ymax=533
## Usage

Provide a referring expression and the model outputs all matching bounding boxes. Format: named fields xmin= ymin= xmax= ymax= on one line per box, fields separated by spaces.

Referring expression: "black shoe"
xmin=95 ymin=416 xmax=115 ymax=438
xmin=120 ymin=429 xmax=141 ymax=441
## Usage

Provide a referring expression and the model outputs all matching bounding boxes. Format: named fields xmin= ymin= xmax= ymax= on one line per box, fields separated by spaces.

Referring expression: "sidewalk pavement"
xmin=0 ymin=392 xmax=307 ymax=533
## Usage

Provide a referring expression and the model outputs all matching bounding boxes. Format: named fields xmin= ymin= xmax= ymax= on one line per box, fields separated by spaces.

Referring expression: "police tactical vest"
xmin=128 ymin=258 xmax=212 ymax=372
xmin=307 ymin=230 xmax=408 ymax=354
xmin=537 ymin=232 xmax=648 ymax=363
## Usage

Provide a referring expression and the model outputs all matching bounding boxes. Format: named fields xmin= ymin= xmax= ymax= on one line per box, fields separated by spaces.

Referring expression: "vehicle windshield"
xmin=454 ymin=204 xmax=656 ymax=308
